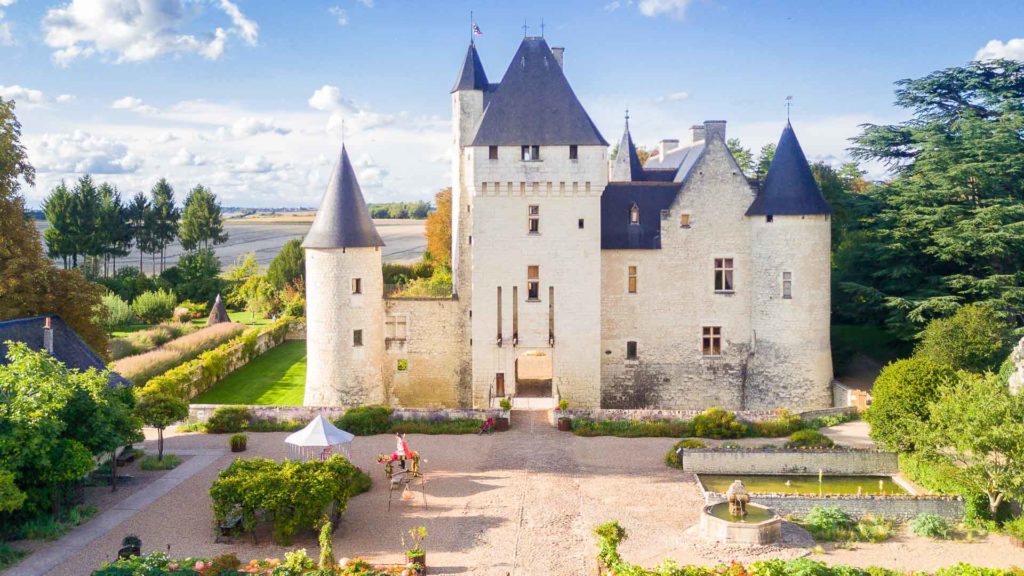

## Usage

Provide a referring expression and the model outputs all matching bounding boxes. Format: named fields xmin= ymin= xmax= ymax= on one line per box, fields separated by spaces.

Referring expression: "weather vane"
xmin=522 ymin=19 xmax=529 ymax=37
xmin=785 ymin=96 xmax=793 ymax=120
xmin=540 ymin=18 xmax=545 ymax=38
xmin=625 ymin=108 xmax=630 ymax=128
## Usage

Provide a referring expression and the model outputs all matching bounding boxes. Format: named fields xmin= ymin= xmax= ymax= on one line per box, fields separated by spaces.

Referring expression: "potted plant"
xmin=495 ymin=398 xmax=512 ymax=431
xmin=556 ymin=399 xmax=572 ymax=431
xmin=402 ymin=526 xmax=428 ymax=574
xmin=229 ymin=433 xmax=248 ymax=453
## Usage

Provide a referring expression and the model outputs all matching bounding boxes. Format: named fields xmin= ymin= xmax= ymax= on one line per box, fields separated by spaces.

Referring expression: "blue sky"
xmin=2 ymin=0 xmax=1022 ymax=208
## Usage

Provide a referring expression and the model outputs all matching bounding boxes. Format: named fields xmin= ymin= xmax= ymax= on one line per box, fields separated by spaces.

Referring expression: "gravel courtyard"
xmin=35 ymin=411 xmax=1024 ymax=576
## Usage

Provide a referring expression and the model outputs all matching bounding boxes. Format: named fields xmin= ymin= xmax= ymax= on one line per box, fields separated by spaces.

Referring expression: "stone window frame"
xmin=528 ymin=204 xmax=540 ymax=234
xmin=385 ymin=314 xmax=409 ymax=341
xmin=701 ymin=326 xmax=722 ymax=356
xmin=627 ymin=265 xmax=638 ymax=294
xmin=527 ymin=265 xmax=540 ymax=301
xmin=351 ymin=277 xmax=362 ymax=295
xmin=521 ymin=145 xmax=541 ymax=161
xmin=714 ymin=257 xmax=735 ymax=293
xmin=782 ymin=271 xmax=793 ymax=300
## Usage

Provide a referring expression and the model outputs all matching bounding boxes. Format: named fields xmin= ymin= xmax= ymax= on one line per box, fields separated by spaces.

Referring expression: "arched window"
xmin=629 ymin=202 xmax=640 ymax=225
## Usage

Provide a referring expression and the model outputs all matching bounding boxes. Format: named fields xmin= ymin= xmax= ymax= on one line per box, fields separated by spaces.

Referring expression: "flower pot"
xmin=494 ymin=417 xmax=510 ymax=431
xmin=231 ymin=444 xmax=246 ymax=453
xmin=406 ymin=552 xmax=426 ymax=574
xmin=557 ymin=417 xmax=572 ymax=432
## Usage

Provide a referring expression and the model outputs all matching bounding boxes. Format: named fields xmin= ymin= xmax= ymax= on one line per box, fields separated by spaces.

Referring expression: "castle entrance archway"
xmin=514 ymin=350 xmax=553 ymax=398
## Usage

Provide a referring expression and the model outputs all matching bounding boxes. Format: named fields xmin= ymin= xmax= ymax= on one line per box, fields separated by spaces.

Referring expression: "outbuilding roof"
xmin=302 ymin=145 xmax=385 ymax=249
xmin=0 ymin=316 xmax=130 ymax=387
xmin=471 ymin=37 xmax=607 ymax=146
xmin=746 ymin=122 xmax=831 ymax=216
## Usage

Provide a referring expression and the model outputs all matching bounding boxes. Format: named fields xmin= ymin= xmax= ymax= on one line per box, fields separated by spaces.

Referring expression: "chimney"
xmin=43 ymin=317 xmax=53 ymax=354
xmin=551 ymin=47 xmax=564 ymax=69
xmin=703 ymin=120 xmax=727 ymax=142
xmin=690 ymin=124 xmax=706 ymax=144
xmin=659 ymin=139 xmax=679 ymax=159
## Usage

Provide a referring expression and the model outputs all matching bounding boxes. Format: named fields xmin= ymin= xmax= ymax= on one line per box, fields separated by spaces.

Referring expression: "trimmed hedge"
xmin=140 ymin=317 xmax=294 ymax=401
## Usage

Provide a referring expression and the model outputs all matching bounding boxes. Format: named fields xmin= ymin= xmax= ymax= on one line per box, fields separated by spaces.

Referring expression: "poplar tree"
xmin=179 ymin=184 xmax=228 ymax=252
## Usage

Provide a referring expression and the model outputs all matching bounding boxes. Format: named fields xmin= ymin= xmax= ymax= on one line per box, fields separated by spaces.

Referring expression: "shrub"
xmin=865 ymin=356 xmax=957 ymax=452
xmin=176 ymin=299 xmax=208 ymax=320
xmin=16 ymin=505 xmax=97 ymax=540
xmin=111 ymin=322 xmax=245 ymax=385
xmin=387 ymin=419 xmax=483 ymax=435
xmin=692 ymin=407 xmax=748 ymax=439
xmin=0 ymin=543 xmax=26 ymax=571
xmin=96 ymin=267 xmax=158 ymax=303
xmin=130 ymin=289 xmax=177 ymax=324
xmin=230 ymin=433 xmax=248 ymax=451
xmin=1004 ymin=516 xmax=1024 ymax=542
xmin=573 ymin=418 xmax=691 ymax=438
xmin=751 ymin=409 xmax=803 ymax=437
xmin=206 ymin=406 xmax=252 ymax=433
xmin=664 ymin=439 xmax=705 ymax=468
xmin=335 ymin=405 xmax=394 ymax=435
xmin=801 ymin=506 xmax=854 ymax=541
xmin=100 ymin=292 xmax=134 ymax=330
xmin=786 ymin=429 xmax=835 ymax=449
xmin=140 ymin=454 xmax=181 ymax=471
xmin=914 ymin=303 xmax=1016 ymax=374
xmin=910 ymin=513 xmax=953 ymax=539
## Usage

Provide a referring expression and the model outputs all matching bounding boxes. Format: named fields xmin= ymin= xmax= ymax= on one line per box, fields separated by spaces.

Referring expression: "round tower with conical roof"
xmin=745 ymin=122 xmax=833 ymax=410
xmin=303 ymin=144 xmax=386 ymax=406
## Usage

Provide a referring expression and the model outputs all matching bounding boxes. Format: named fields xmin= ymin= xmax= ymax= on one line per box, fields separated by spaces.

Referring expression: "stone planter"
xmin=406 ymin=552 xmax=426 ymax=574
xmin=557 ymin=417 xmax=572 ymax=432
xmin=494 ymin=417 xmax=510 ymax=431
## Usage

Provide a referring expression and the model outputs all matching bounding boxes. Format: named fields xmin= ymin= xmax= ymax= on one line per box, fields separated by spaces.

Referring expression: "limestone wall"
xmin=600 ymin=137 xmax=756 ymax=409
xmin=681 ymin=448 xmax=899 ymax=475
xmin=1009 ymin=336 xmax=1024 ymax=395
xmin=188 ymin=404 xmax=501 ymax=424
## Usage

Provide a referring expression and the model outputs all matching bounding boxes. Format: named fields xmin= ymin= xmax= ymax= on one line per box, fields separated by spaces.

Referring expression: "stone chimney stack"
xmin=659 ymin=139 xmax=679 ymax=159
xmin=43 ymin=317 xmax=53 ymax=354
xmin=703 ymin=120 xmax=727 ymax=142
xmin=551 ymin=47 xmax=564 ymax=69
xmin=690 ymin=124 xmax=706 ymax=143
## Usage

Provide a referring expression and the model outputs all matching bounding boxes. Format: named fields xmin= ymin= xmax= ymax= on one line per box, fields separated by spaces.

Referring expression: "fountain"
xmin=697 ymin=480 xmax=783 ymax=545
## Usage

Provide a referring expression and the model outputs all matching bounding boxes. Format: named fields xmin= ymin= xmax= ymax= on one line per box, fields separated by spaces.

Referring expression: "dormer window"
xmin=629 ymin=203 xmax=640 ymax=225
xmin=521 ymin=145 xmax=540 ymax=161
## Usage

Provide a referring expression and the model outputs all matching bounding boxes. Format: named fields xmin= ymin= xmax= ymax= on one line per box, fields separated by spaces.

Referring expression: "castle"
xmin=302 ymin=37 xmax=833 ymax=411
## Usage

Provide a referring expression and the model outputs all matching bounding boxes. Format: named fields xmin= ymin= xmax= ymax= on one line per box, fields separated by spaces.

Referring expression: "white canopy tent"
xmin=285 ymin=415 xmax=355 ymax=461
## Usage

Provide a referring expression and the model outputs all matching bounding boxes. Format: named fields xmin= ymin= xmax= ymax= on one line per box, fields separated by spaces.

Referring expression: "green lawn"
xmin=191 ymin=340 xmax=306 ymax=405
xmin=191 ymin=309 xmax=273 ymax=328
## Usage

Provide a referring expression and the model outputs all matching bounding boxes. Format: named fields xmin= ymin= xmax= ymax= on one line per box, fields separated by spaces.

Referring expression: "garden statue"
xmin=726 ymin=480 xmax=749 ymax=518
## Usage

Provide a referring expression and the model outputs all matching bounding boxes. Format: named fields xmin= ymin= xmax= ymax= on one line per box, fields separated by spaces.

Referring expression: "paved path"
xmin=820 ymin=420 xmax=875 ymax=449
xmin=9 ymin=449 xmax=226 ymax=576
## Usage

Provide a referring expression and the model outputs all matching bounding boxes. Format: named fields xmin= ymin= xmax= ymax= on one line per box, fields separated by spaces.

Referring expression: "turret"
xmin=746 ymin=122 xmax=833 ymax=410
xmin=609 ymin=114 xmax=643 ymax=182
xmin=303 ymin=144 xmax=386 ymax=406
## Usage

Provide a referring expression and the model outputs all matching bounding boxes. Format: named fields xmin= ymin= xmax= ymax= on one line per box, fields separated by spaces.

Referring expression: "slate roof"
xmin=303 ymin=145 xmax=385 ymax=249
xmin=609 ymin=121 xmax=644 ymax=182
xmin=747 ymin=122 xmax=831 ymax=216
xmin=471 ymin=37 xmax=607 ymax=146
xmin=451 ymin=42 xmax=489 ymax=93
xmin=642 ymin=141 xmax=707 ymax=185
xmin=601 ymin=183 xmax=682 ymax=249
xmin=0 ymin=316 xmax=130 ymax=387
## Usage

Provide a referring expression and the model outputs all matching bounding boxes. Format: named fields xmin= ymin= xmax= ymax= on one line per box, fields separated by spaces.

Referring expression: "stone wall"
xmin=188 ymin=404 xmax=501 ymax=424
xmin=1009 ymin=336 xmax=1024 ymax=395
xmin=681 ymin=448 xmax=898 ymax=475
xmin=564 ymin=406 xmax=853 ymax=423
xmin=702 ymin=489 xmax=964 ymax=521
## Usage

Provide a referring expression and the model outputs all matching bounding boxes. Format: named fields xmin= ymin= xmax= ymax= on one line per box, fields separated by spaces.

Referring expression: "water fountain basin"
xmin=698 ymin=502 xmax=782 ymax=545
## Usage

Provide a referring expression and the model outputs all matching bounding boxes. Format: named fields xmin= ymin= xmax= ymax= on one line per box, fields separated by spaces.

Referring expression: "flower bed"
xmin=92 ymin=551 xmax=414 ymax=575
xmin=112 ymin=322 xmax=246 ymax=386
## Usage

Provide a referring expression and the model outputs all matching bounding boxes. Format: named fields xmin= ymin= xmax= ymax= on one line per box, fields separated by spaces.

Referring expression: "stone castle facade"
xmin=303 ymin=37 xmax=834 ymax=411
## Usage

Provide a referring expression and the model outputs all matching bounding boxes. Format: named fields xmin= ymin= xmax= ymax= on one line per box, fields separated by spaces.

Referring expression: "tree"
xmin=135 ymin=393 xmax=188 ymax=461
xmin=126 ymin=191 xmax=152 ymax=273
xmin=149 ymin=179 xmax=179 ymax=273
xmin=844 ymin=59 xmax=1024 ymax=338
xmin=425 ymin=187 xmax=452 ymax=267
xmin=0 ymin=98 xmax=108 ymax=355
xmin=914 ymin=303 xmax=1016 ymax=373
xmin=99 ymin=183 xmax=131 ymax=276
xmin=42 ymin=182 xmax=74 ymax=268
xmin=267 ymin=239 xmax=304 ymax=290
xmin=171 ymin=248 xmax=224 ymax=304
xmin=0 ymin=470 xmax=25 ymax=514
xmin=70 ymin=175 xmax=103 ymax=271
xmin=179 ymin=184 xmax=227 ymax=252
xmin=915 ymin=373 xmax=1024 ymax=516
xmin=727 ymin=138 xmax=754 ymax=177
xmin=865 ymin=356 xmax=956 ymax=452
xmin=754 ymin=143 xmax=776 ymax=180
xmin=234 ymin=274 xmax=277 ymax=320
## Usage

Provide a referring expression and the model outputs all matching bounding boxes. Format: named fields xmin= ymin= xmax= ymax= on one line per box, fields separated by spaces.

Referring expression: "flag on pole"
xmin=472 ymin=22 xmax=482 ymax=36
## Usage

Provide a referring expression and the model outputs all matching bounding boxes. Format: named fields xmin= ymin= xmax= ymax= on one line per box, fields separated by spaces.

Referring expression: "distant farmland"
xmin=34 ymin=218 xmax=426 ymax=272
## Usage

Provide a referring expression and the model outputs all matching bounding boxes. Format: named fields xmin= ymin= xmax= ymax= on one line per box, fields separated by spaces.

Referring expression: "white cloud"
xmin=32 ymin=130 xmax=142 ymax=174
xmin=219 ymin=117 xmax=290 ymax=139
xmin=170 ymin=147 xmax=205 ymax=166
xmin=639 ymin=0 xmax=690 ymax=20
xmin=354 ymin=153 xmax=387 ymax=187
xmin=55 ymin=94 xmax=76 ymax=103
xmin=42 ymin=0 xmax=259 ymax=65
xmin=354 ymin=0 xmax=374 ymax=7
xmin=235 ymin=155 xmax=274 ymax=173
xmin=604 ymin=1 xmax=621 ymax=11
xmin=0 ymin=85 xmax=44 ymax=105
xmin=308 ymin=85 xmax=354 ymax=112
xmin=111 ymin=96 xmax=157 ymax=114
xmin=0 ymin=0 xmax=14 ymax=46
xmin=328 ymin=6 xmax=348 ymax=26
xmin=0 ymin=1 xmax=17 ymax=6
xmin=976 ymin=39 xmax=1024 ymax=62
xmin=656 ymin=91 xmax=689 ymax=103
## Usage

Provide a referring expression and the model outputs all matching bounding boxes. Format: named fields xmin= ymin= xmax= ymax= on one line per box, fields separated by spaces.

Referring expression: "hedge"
xmin=140 ymin=317 xmax=294 ymax=401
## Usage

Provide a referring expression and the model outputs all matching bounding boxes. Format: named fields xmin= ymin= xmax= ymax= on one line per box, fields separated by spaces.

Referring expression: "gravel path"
xmin=31 ymin=414 xmax=1024 ymax=575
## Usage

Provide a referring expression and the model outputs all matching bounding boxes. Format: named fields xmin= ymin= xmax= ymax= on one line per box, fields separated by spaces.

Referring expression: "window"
xmin=528 ymin=205 xmax=540 ymax=234
xmin=489 ymin=145 xmax=498 ymax=160
xmin=714 ymin=258 xmax=734 ymax=292
xmin=766 ymin=214 xmax=774 ymax=223
xmin=351 ymin=277 xmax=362 ymax=294
xmin=353 ymin=329 xmax=363 ymax=347
xmin=385 ymin=316 xmax=408 ymax=340
xmin=578 ymin=218 xmax=585 ymax=229
xmin=527 ymin=265 xmax=540 ymax=300
xmin=629 ymin=203 xmax=640 ymax=225
xmin=782 ymin=271 xmax=792 ymax=299
xmin=569 ymin=145 xmax=578 ymax=160
xmin=628 ymin=266 xmax=637 ymax=294
xmin=680 ymin=213 xmax=691 ymax=228
xmin=626 ymin=341 xmax=638 ymax=360
xmin=702 ymin=326 xmax=721 ymax=356
xmin=521 ymin=145 xmax=540 ymax=161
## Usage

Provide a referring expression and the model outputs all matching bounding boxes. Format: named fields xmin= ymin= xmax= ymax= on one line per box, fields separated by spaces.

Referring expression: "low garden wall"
xmin=681 ymin=448 xmax=899 ymax=475
xmin=141 ymin=317 xmax=296 ymax=401
xmin=700 ymin=485 xmax=964 ymax=521
xmin=564 ymin=406 xmax=855 ymax=423
xmin=188 ymin=404 xmax=502 ymax=424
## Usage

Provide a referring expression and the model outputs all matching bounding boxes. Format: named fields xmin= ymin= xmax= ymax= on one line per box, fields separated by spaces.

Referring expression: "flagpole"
xmin=470 ymin=10 xmax=474 ymax=45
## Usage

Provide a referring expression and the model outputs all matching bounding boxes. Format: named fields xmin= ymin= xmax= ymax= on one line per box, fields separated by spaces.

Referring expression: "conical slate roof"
xmin=207 ymin=294 xmax=229 ymax=325
xmin=746 ymin=122 xmax=831 ymax=216
xmin=471 ymin=37 xmax=607 ymax=146
xmin=610 ymin=119 xmax=644 ymax=182
xmin=302 ymin=145 xmax=385 ymax=249
xmin=451 ymin=42 xmax=489 ymax=93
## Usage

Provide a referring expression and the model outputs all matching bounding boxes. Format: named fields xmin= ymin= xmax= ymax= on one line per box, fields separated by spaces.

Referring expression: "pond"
xmin=700 ymin=474 xmax=906 ymax=496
